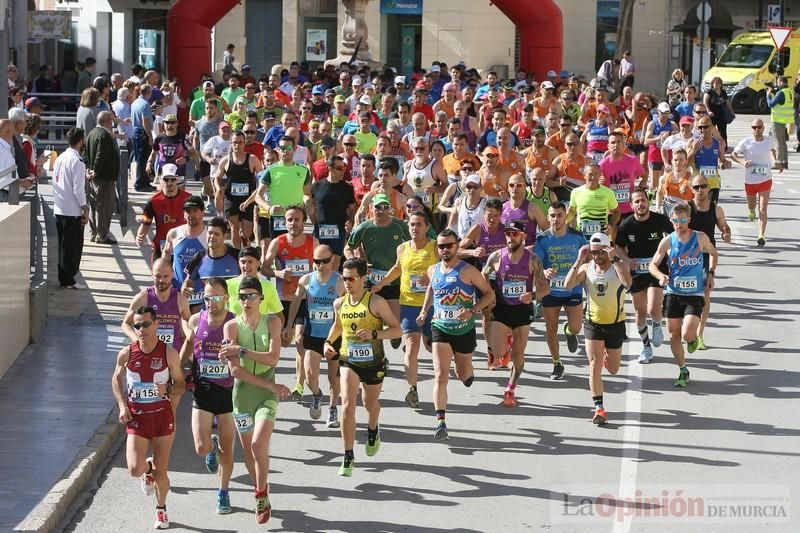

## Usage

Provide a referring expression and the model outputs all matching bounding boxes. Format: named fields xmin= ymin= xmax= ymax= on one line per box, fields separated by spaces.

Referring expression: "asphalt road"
xmin=62 ymin=116 xmax=800 ymax=532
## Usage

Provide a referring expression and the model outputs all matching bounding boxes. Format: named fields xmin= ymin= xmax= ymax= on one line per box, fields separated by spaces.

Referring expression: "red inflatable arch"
xmin=491 ymin=0 xmax=563 ymax=80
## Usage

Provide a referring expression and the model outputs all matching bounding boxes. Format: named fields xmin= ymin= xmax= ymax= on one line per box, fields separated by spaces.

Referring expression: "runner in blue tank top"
xmin=284 ymin=244 xmax=345 ymax=426
xmin=182 ymin=217 xmax=240 ymax=311
xmin=162 ymin=196 xmax=208 ymax=308
xmin=650 ymin=203 xmax=718 ymax=389
xmin=418 ymin=229 xmax=494 ymax=441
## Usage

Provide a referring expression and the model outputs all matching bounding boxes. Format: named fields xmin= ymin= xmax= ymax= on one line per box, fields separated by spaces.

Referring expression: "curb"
xmin=15 ymin=411 xmax=124 ymax=533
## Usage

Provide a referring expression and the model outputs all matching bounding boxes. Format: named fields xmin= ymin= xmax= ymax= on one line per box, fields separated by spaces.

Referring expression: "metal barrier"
xmin=2 ymin=166 xmax=44 ymax=283
xmin=27 ymin=92 xmax=81 ymax=150
xmin=117 ymin=148 xmax=129 ymax=227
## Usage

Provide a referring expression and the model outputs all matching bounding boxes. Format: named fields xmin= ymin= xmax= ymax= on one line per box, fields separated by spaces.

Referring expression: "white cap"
xmin=161 ymin=163 xmax=179 ymax=177
xmin=589 ymin=232 xmax=611 ymax=247
xmin=657 ymin=101 xmax=671 ymax=113
xmin=547 ymin=70 xmax=558 ymax=78
xmin=358 ymin=95 xmax=372 ymax=106
xmin=465 ymin=174 xmax=481 ymax=186
xmin=352 ymin=75 xmax=363 ymax=85
xmin=431 ymin=65 xmax=441 ymax=73
xmin=394 ymin=75 xmax=406 ymax=85
xmin=363 ymin=82 xmax=373 ymax=90
xmin=541 ymin=81 xmax=555 ymax=89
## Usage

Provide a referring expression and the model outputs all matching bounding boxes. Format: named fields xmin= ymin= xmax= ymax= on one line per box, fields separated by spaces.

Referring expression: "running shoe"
xmin=338 ymin=456 xmax=354 ymax=477
xmin=502 ymin=389 xmax=517 ymax=407
xmin=216 ymin=491 xmax=232 ymax=514
xmin=533 ymin=300 xmax=543 ymax=320
xmin=592 ymin=407 xmax=608 ymax=425
xmin=487 ymin=347 xmax=497 ymax=370
xmin=405 ymin=387 xmax=419 ymax=409
xmin=550 ymin=361 xmax=565 ymax=380
xmin=309 ymin=393 xmax=323 ymax=420
xmin=255 ymin=492 xmax=271 ymax=524
xmin=205 ymin=434 xmax=219 ymax=474
xmin=757 ymin=236 xmax=766 ymax=247
xmin=651 ymin=323 xmax=664 ymax=347
xmin=748 ymin=210 xmax=756 ymax=222
xmin=674 ymin=369 xmax=690 ymax=388
xmin=290 ymin=383 xmax=304 ymax=402
xmin=697 ymin=335 xmax=707 ymax=350
xmin=564 ymin=323 xmax=578 ymax=353
xmin=687 ymin=337 xmax=699 ymax=353
xmin=141 ymin=457 xmax=155 ymax=496
xmin=498 ymin=333 xmax=513 ymax=368
xmin=638 ymin=345 xmax=654 ymax=364
xmin=390 ymin=337 xmax=402 ymax=349
xmin=327 ymin=407 xmax=340 ymax=428
xmin=434 ymin=421 xmax=449 ymax=440
xmin=153 ymin=507 xmax=169 ymax=529
xmin=366 ymin=428 xmax=381 ymax=457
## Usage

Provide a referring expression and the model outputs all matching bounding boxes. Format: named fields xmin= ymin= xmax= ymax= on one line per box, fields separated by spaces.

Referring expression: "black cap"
xmin=263 ymin=111 xmax=277 ymax=119
xmin=505 ymin=220 xmax=527 ymax=233
xmin=532 ymin=126 xmax=546 ymax=136
xmin=183 ymin=195 xmax=204 ymax=210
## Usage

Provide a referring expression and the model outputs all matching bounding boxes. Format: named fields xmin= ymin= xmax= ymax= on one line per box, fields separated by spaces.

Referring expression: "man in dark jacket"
xmin=84 ymin=110 xmax=120 ymax=243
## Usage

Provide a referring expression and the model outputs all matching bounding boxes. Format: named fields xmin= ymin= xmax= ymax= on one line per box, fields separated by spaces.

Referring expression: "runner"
xmin=566 ymin=162 xmax=620 ymax=239
xmin=501 ymin=173 xmax=549 ymax=246
xmin=371 ymin=212 xmax=438 ymax=408
xmin=262 ymin=206 xmax=318 ymax=401
xmin=731 ymin=118 xmax=780 ymax=247
xmin=688 ymin=174 xmax=731 ymax=350
xmin=345 ymin=193 xmax=410 ymax=350
xmin=123 ymin=258 xmax=191 ymax=356
xmin=284 ymin=245 xmax=344 ymax=425
xmin=483 ymin=220 xmax=549 ymax=406
xmin=598 ymin=131 xmax=646 ymax=220
xmin=449 ymin=173 xmax=486 ymax=238
xmin=687 ymin=116 xmax=727 ymax=204
xmin=649 ymin=203 xmax=719 ymax=387
xmin=418 ymin=229 xmax=494 ymax=439
xmin=534 ymin=202 xmax=587 ymax=378
xmin=111 ymin=305 xmax=184 ymax=529
xmin=551 ymin=132 xmax=587 ymax=204
xmin=323 ymin=257 xmax=402 ymax=476
xmin=310 ymin=155 xmax=357 ymax=271
xmin=614 ymin=188 xmax=673 ymax=363
xmin=564 ymin=233 xmax=632 ymax=425
xmin=526 ymin=167 xmax=558 ymax=220
xmin=181 ymin=217 xmax=240 ymax=311
xmin=218 ymin=277 xmax=291 ymax=523
xmin=654 ymin=148 xmax=694 ymax=216
xmin=162 ymin=196 xmax=208 ymax=312
xmin=180 ymin=277 xmax=236 ymax=514
xmin=642 ymin=102 xmax=677 ymax=190
xmin=225 ymin=246 xmax=284 ymax=318
xmin=136 ymin=164 xmax=191 ymax=263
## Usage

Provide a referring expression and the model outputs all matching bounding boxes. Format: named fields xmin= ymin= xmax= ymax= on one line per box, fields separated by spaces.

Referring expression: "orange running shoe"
xmin=502 ymin=389 xmax=517 ymax=407
xmin=592 ymin=407 xmax=608 ymax=425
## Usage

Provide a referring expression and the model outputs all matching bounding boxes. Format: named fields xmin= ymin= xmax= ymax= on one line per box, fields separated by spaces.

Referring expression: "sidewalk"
xmin=0 ymin=183 xmax=154 ymax=532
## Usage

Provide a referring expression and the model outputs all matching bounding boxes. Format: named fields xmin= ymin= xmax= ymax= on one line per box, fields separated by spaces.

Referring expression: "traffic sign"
xmin=768 ymin=4 xmax=782 ymax=25
xmin=769 ymin=26 xmax=793 ymax=50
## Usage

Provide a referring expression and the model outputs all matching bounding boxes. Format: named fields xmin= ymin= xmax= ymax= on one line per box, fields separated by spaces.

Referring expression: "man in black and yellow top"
xmin=564 ymin=232 xmax=631 ymax=427
xmin=324 ymin=257 xmax=401 ymax=478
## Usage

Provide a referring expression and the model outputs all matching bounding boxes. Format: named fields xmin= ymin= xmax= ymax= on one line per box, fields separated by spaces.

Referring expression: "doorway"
xmin=384 ymin=15 xmax=421 ymax=78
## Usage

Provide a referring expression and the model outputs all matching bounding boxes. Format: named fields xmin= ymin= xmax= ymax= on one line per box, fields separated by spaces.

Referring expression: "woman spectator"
xmin=703 ymin=76 xmax=735 ymax=145
xmin=94 ymin=77 xmax=111 ymax=111
xmin=76 ymin=87 xmax=100 ymax=134
xmin=666 ymin=69 xmax=686 ymax=109
xmin=8 ymin=86 xmax=24 ymax=110
xmin=21 ymin=114 xmax=46 ymax=178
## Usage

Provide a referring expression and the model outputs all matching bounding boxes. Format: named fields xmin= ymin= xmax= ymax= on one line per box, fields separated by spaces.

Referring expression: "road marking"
xmin=788 ymin=188 xmax=799 ymax=194
xmin=611 ymin=332 xmax=645 ymax=533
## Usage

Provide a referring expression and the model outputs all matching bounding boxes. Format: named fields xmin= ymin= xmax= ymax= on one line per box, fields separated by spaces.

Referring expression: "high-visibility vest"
xmin=771 ymin=87 xmax=794 ymax=124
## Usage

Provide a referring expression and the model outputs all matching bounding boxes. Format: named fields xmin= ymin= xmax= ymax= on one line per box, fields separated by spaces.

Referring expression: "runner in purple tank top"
xmin=501 ymin=173 xmax=548 ymax=246
xmin=483 ymin=220 xmax=549 ymax=407
xmin=123 ymin=258 xmax=191 ymax=355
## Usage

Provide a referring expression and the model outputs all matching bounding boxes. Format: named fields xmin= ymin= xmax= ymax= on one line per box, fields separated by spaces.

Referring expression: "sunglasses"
xmin=342 ymin=275 xmax=360 ymax=282
xmin=590 ymin=249 xmax=607 ymax=256
xmin=133 ymin=321 xmax=153 ymax=330
xmin=504 ymin=230 xmax=524 ymax=237
xmin=374 ymin=204 xmax=391 ymax=211
xmin=465 ymin=184 xmax=481 ymax=190
xmin=694 ymin=110 xmax=707 ymax=114
xmin=692 ymin=183 xmax=709 ymax=190
xmin=406 ymin=202 xmax=421 ymax=209
xmin=414 ymin=146 xmax=426 ymax=151
xmin=243 ymin=130 xmax=256 ymax=135
xmin=313 ymin=256 xmax=333 ymax=265
xmin=566 ymin=142 xmax=577 ymax=147
xmin=203 ymin=295 xmax=225 ymax=304
xmin=437 ymin=242 xmax=457 ymax=250
xmin=509 ymin=183 xmax=526 ymax=189
xmin=162 ymin=177 xmax=178 ymax=183
xmin=751 ymin=126 xmax=763 ymax=130
xmin=671 ymin=217 xmax=689 ymax=223
xmin=697 ymin=125 xmax=710 ymax=130
xmin=343 ymin=142 xmax=356 ymax=147
xmin=461 ymin=167 xmax=474 ymax=172
xmin=485 ymin=154 xmax=499 ymax=158
xmin=238 ymin=293 xmax=261 ymax=301
xmin=164 ymin=121 xmax=177 ymax=125
xmin=277 ymin=145 xmax=294 ymax=151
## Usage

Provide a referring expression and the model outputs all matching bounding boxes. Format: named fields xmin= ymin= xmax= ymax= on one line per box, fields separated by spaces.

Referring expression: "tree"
xmin=616 ymin=0 xmax=634 ymax=59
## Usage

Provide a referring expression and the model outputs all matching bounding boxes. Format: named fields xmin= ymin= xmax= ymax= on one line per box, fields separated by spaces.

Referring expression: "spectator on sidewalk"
xmin=9 ymin=108 xmax=33 ymax=184
xmin=52 ymin=128 xmax=89 ymax=289
xmin=0 ymin=120 xmax=19 ymax=202
xmin=76 ymin=87 xmax=100 ymax=135
xmin=131 ymin=84 xmax=155 ymax=192
xmin=84 ymin=111 xmax=120 ymax=244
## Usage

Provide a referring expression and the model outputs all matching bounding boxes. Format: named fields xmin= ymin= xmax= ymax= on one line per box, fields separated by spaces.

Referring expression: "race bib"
xmin=367 ymin=269 xmax=388 ymax=285
xmin=230 ymin=182 xmax=249 ymax=196
xmin=590 ymin=151 xmax=605 ymax=162
xmin=272 ymin=216 xmax=287 ymax=231
xmin=234 ymin=412 xmax=254 ymax=433
xmin=309 ymin=309 xmax=334 ymax=322
xmin=285 ymin=259 xmax=310 ymax=275
xmin=550 ymin=276 xmax=566 ymax=289
xmin=436 ymin=305 xmax=461 ymax=323
xmin=199 ymin=358 xmax=229 ymax=380
xmin=188 ymin=291 xmax=204 ymax=306
xmin=751 ymin=164 xmax=768 ymax=177
xmin=409 ymin=274 xmax=428 ymax=293
xmin=674 ymin=276 xmax=698 ymax=290
xmin=318 ymin=224 xmax=340 ymax=239
xmin=502 ymin=281 xmax=526 ymax=298
xmin=581 ymin=220 xmax=603 ymax=234
xmin=129 ymin=382 xmax=161 ymax=403
xmin=347 ymin=342 xmax=374 ymax=363
xmin=635 ymin=258 xmax=651 ymax=274
xmin=699 ymin=166 xmax=718 ymax=178
xmin=156 ymin=327 xmax=174 ymax=345
xmin=418 ymin=190 xmax=432 ymax=206
xmin=614 ymin=187 xmax=630 ymax=203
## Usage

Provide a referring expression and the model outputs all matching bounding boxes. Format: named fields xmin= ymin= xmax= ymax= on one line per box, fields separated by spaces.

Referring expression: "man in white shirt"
xmin=0 ymin=120 xmax=20 ymax=201
xmin=53 ymin=128 xmax=90 ymax=288
xmin=619 ymin=51 xmax=636 ymax=89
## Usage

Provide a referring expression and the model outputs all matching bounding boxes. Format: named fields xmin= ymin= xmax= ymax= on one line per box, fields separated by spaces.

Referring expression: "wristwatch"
xmin=239 ymin=346 xmax=247 ymax=357
xmin=372 ymin=330 xmax=378 ymax=340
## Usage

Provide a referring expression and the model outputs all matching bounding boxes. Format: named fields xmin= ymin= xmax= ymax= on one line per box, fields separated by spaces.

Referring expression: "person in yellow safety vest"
xmin=767 ymin=75 xmax=793 ymax=169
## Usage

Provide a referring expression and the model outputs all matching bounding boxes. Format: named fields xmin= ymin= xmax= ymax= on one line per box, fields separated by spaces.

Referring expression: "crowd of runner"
xmin=92 ymin=58 xmax=780 ymax=529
